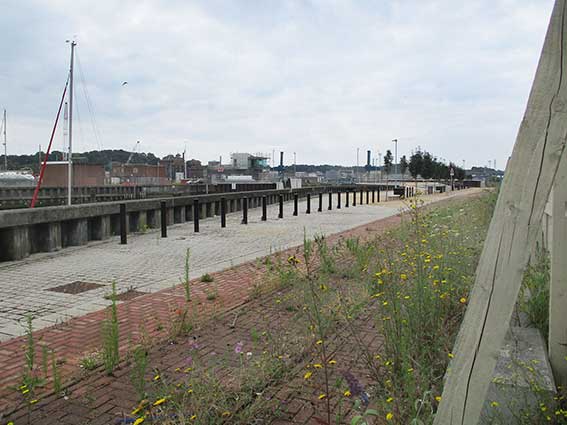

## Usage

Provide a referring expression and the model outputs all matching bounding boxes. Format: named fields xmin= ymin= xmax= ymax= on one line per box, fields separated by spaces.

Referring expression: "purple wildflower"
xmin=234 ymin=341 xmax=244 ymax=354
xmin=342 ymin=371 xmax=369 ymax=406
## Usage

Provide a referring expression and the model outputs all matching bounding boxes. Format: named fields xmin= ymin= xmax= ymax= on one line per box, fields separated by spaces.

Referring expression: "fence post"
xmin=293 ymin=194 xmax=298 ymax=216
xmin=220 ymin=198 xmax=226 ymax=228
xmin=279 ymin=195 xmax=284 ymax=218
xmin=550 ymin=155 xmax=567 ymax=387
xmin=242 ymin=197 xmax=248 ymax=224
xmin=306 ymin=194 xmax=311 ymax=214
xmin=160 ymin=201 xmax=167 ymax=237
xmin=120 ymin=203 xmax=127 ymax=245
xmin=193 ymin=200 xmax=200 ymax=233
xmin=328 ymin=192 xmax=332 ymax=210
xmin=262 ymin=196 xmax=267 ymax=221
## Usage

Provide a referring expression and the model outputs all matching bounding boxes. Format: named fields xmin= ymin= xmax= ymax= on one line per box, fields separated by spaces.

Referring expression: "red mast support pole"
xmin=30 ymin=80 xmax=69 ymax=208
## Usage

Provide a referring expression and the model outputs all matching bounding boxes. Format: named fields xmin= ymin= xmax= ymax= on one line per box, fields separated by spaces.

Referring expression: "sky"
xmin=0 ymin=0 xmax=555 ymax=169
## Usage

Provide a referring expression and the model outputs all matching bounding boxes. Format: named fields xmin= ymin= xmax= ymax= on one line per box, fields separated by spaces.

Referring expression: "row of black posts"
xmin=119 ymin=187 xmax=406 ymax=244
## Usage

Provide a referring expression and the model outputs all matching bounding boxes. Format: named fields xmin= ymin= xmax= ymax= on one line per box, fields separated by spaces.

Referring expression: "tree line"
xmin=381 ymin=148 xmax=466 ymax=180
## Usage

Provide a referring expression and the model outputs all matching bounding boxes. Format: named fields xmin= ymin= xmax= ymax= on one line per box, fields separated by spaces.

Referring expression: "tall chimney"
xmin=367 ymin=150 xmax=371 ymax=167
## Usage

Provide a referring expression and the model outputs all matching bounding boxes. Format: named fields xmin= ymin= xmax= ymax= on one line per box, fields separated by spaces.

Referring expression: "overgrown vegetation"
xmin=102 ymin=281 xmax=120 ymax=375
xmin=519 ymin=246 xmax=550 ymax=341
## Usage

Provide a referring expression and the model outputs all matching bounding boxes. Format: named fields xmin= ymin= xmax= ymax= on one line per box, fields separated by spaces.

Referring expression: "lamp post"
xmin=392 ymin=139 xmax=398 ymax=176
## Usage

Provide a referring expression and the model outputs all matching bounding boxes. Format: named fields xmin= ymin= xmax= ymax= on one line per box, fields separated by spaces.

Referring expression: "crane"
xmin=126 ymin=140 xmax=140 ymax=165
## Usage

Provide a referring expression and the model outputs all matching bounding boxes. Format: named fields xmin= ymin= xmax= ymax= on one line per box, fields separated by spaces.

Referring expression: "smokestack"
xmin=280 ymin=151 xmax=284 ymax=167
xmin=367 ymin=150 xmax=371 ymax=167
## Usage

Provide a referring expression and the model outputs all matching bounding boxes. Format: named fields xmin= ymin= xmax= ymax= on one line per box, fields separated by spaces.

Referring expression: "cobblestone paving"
xmin=0 ymin=194 xmax=404 ymax=340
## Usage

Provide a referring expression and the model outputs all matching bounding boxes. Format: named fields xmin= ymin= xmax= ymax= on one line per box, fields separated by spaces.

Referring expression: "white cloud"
xmin=0 ymin=0 xmax=554 ymax=168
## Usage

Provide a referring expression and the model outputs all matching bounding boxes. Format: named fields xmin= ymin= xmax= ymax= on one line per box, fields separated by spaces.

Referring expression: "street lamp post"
xmin=392 ymin=139 xmax=398 ymax=176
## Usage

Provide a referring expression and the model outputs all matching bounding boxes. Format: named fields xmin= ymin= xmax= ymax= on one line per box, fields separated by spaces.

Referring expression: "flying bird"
xmin=121 ymin=81 xmax=128 ymax=86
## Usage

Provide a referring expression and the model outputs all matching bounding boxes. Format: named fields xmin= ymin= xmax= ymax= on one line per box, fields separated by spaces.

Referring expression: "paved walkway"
xmin=0 ymin=188 xmax=481 ymax=419
xmin=0 ymin=193 xmax=404 ymax=340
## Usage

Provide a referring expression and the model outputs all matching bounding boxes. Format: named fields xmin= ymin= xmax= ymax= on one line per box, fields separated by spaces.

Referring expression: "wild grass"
xmin=102 ymin=281 xmax=120 ymax=375
xmin=519 ymin=246 xmax=550 ymax=341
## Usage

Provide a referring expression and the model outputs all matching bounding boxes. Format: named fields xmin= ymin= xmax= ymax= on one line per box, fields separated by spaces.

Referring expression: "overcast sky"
xmin=0 ymin=0 xmax=554 ymax=168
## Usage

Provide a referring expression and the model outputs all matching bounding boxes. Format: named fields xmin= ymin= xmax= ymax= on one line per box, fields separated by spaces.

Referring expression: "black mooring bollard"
xmin=160 ymin=201 xmax=167 ymax=238
xmin=318 ymin=193 xmax=323 ymax=212
xmin=193 ymin=200 xmax=200 ymax=232
xmin=242 ymin=198 xmax=248 ymax=224
xmin=220 ymin=198 xmax=226 ymax=228
xmin=328 ymin=192 xmax=332 ymax=210
xmin=345 ymin=191 xmax=349 ymax=208
xmin=353 ymin=190 xmax=357 ymax=206
xmin=366 ymin=190 xmax=370 ymax=204
xmin=372 ymin=190 xmax=375 ymax=203
xmin=337 ymin=192 xmax=341 ymax=209
xmin=306 ymin=194 xmax=311 ymax=214
xmin=293 ymin=194 xmax=298 ymax=216
xmin=360 ymin=189 xmax=364 ymax=204
xmin=279 ymin=195 xmax=284 ymax=218
xmin=377 ymin=189 xmax=381 ymax=202
xmin=120 ymin=203 xmax=127 ymax=245
xmin=262 ymin=196 xmax=267 ymax=221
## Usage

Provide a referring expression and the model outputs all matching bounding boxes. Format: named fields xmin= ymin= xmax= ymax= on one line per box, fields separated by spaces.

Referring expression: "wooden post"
xmin=293 ymin=194 xmax=298 ymax=216
xmin=279 ymin=195 xmax=284 ymax=218
xmin=318 ymin=193 xmax=323 ymax=212
xmin=435 ymin=2 xmax=567 ymax=423
xmin=193 ymin=200 xmax=200 ymax=233
xmin=242 ymin=197 xmax=248 ymax=224
xmin=220 ymin=197 xmax=226 ymax=228
xmin=261 ymin=196 xmax=267 ymax=221
xmin=550 ymin=154 xmax=567 ymax=387
xmin=119 ymin=203 xmax=127 ymax=245
xmin=306 ymin=194 xmax=311 ymax=214
xmin=160 ymin=201 xmax=167 ymax=238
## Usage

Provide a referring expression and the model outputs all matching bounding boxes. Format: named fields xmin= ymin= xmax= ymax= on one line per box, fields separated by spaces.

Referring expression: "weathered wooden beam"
xmin=550 ymin=154 xmax=567 ymax=387
xmin=434 ymin=1 xmax=567 ymax=423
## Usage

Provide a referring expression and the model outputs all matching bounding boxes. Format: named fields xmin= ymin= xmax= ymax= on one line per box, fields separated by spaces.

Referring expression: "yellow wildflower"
xmin=314 ymin=363 xmax=323 ymax=369
xmin=344 ymin=390 xmax=351 ymax=397
xmin=491 ymin=401 xmax=499 ymax=407
xmin=316 ymin=340 xmax=323 ymax=345
xmin=153 ymin=374 xmax=160 ymax=381
xmin=448 ymin=353 xmax=454 ymax=358
xmin=222 ymin=411 xmax=231 ymax=417
xmin=304 ymin=371 xmax=313 ymax=380
xmin=190 ymin=415 xmax=197 ymax=420
xmin=400 ymin=273 xmax=407 ymax=280
xmin=318 ymin=394 xmax=326 ymax=400
xmin=328 ymin=359 xmax=337 ymax=365
xmin=386 ymin=397 xmax=394 ymax=403
xmin=386 ymin=412 xmax=394 ymax=420
xmin=460 ymin=297 xmax=467 ymax=304
xmin=435 ymin=396 xmax=442 ymax=402
xmin=153 ymin=398 xmax=166 ymax=406
xmin=133 ymin=418 xmax=145 ymax=425
xmin=187 ymin=389 xmax=194 ymax=394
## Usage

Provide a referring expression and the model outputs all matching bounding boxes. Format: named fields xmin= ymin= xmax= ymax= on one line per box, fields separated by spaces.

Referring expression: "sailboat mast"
xmin=67 ymin=41 xmax=76 ymax=206
xmin=2 ymin=110 xmax=7 ymax=171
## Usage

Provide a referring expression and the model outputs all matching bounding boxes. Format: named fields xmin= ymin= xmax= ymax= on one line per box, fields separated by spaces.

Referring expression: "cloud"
xmin=0 ymin=0 xmax=554 ymax=168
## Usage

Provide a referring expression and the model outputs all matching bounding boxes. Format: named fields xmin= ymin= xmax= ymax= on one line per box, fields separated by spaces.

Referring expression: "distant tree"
xmin=421 ymin=152 xmax=434 ymax=179
xmin=383 ymin=150 xmax=393 ymax=175
xmin=408 ymin=150 xmax=423 ymax=180
xmin=399 ymin=155 xmax=408 ymax=176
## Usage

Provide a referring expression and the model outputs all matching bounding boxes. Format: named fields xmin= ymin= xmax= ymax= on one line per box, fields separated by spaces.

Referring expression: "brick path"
xmin=0 ymin=189 xmax=481 ymax=422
